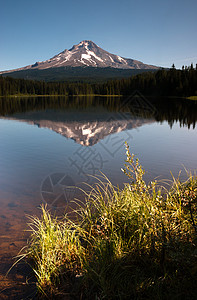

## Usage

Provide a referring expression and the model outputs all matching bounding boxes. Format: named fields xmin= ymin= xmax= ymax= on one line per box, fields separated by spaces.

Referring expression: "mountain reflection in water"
xmin=0 ymin=96 xmax=196 ymax=142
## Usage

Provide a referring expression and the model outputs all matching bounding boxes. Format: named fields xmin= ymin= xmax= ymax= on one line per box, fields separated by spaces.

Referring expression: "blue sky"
xmin=1 ymin=0 xmax=197 ymax=71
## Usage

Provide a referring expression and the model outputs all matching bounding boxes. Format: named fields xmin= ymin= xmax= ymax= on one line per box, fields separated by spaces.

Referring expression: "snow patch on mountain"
xmin=87 ymin=50 xmax=104 ymax=62
xmin=108 ymin=55 xmax=114 ymax=62
xmin=81 ymin=53 xmax=91 ymax=61
xmin=117 ymin=56 xmax=127 ymax=64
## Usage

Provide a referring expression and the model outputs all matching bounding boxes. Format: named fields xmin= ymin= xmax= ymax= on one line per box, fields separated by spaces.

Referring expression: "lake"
xmin=0 ymin=95 xmax=197 ymax=286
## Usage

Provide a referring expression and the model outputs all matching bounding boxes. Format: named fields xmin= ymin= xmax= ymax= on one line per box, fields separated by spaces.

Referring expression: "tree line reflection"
xmin=0 ymin=96 xmax=196 ymax=129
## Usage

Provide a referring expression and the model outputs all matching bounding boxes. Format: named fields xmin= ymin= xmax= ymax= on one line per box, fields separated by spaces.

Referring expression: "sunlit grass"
xmin=25 ymin=208 xmax=85 ymax=296
xmin=20 ymin=143 xmax=197 ymax=298
xmin=187 ymin=95 xmax=197 ymax=101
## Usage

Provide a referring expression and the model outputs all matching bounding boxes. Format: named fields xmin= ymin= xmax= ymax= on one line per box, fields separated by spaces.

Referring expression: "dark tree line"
xmin=0 ymin=67 xmax=197 ymax=97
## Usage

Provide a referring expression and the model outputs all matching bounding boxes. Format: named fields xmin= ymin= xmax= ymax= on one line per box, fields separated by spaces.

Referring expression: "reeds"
xmin=23 ymin=143 xmax=197 ymax=299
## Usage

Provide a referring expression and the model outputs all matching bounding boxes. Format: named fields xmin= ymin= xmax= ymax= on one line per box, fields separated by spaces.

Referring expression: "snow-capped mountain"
xmin=0 ymin=40 xmax=159 ymax=74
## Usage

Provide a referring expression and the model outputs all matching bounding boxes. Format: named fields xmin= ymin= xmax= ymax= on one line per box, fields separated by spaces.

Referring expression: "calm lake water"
xmin=0 ymin=95 xmax=197 ymax=264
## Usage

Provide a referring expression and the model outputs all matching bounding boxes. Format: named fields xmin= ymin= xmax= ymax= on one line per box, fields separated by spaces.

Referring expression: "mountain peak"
xmin=78 ymin=40 xmax=97 ymax=46
xmin=79 ymin=40 xmax=96 ymax=44
xmin=69 ymin=40 xmax=97 ymax=51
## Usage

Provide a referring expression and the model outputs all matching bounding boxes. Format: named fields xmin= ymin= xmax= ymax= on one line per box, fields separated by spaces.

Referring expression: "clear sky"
xmin=1 ymin=0 xmax=197 ymax=71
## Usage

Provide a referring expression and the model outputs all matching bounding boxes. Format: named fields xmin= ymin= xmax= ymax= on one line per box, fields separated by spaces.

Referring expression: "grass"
xmin=187 ymin=96 xmax=197 ymax=101
xmin=19 ymin=143 xmax=197 ymax=299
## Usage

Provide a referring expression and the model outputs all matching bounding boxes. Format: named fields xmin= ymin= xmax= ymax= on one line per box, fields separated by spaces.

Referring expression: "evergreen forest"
xmin=0 ymin=66 xmax=197 ymax=97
